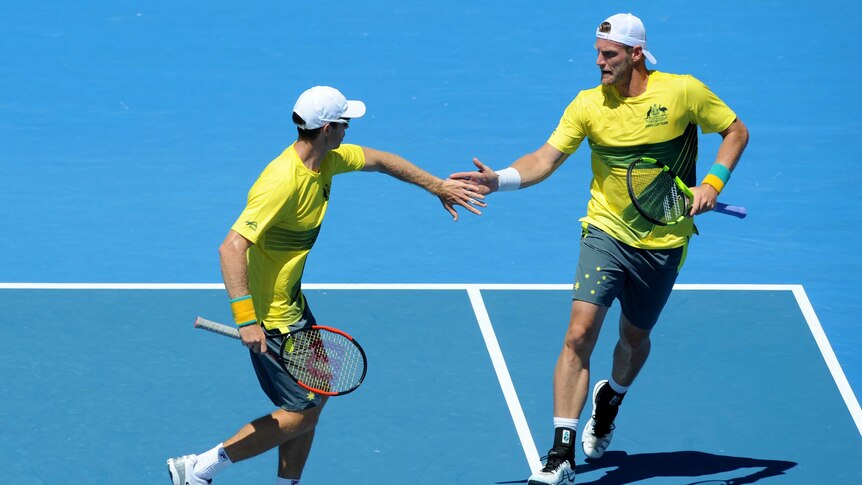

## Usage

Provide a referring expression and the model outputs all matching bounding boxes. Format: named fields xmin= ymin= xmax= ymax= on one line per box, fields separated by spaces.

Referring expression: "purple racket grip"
xmin=715 ymin=202 xmax=747 ymax=219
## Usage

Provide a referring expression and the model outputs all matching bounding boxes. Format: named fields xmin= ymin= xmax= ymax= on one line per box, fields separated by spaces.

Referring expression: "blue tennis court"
xmin=2 ymin=1 xmax=861 ymax=484
xmin=2 ymin=284 xmax=860 ymax=483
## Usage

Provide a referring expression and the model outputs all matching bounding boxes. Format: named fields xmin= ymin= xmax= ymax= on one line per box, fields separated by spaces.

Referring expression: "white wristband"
xmin=495 ymin=167 xmax=521 ymax=191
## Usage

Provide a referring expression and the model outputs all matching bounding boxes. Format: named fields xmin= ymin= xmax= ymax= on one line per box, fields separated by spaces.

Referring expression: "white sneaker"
xmin=527 ymin=449 xmax=575 ymax=485
xmin=167 ymin=454 xmax=212 ymax=485
xmin=581 ymin=380 xmax=619 ymax=459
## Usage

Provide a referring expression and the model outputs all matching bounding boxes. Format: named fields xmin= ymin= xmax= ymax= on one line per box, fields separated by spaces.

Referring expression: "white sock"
xmin=553 ymin=417 xmax=579 ymax=431
xmin=608 ymin=378 xmax=629 ymax=395
xmin=277 ymin=478 xmax=301 ymax=485
xmin=194 ymin=443 xmax=232 ymax=480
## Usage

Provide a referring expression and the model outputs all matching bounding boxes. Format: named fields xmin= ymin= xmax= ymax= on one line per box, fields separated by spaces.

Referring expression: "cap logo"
xmin=599 ymin=21 xmax=612 ymax=34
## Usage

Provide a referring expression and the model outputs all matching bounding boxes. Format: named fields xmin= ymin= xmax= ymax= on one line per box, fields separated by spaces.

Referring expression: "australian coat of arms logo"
xmin=645 ymin=104 xmax=669 ymax=128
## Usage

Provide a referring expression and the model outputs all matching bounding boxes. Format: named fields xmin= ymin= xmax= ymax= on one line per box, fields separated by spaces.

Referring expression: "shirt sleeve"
xmin=684 ymin=75 xmax=737 ymax=134
xmin=546 ymin=95 xmax=588 ymax=155
xmin=230 ymin=175 xmax=293 ymax=244
xmin=327 ymin=143 xmax=366 ymax=175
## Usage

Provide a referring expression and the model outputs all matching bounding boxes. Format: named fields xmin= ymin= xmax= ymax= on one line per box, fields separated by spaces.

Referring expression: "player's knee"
xmin=619 ymin=315 xmax=652 ymax=350
xmin=619 ymin=330 xmax=651 ymax=352
xmin=563 ymin=322 xmax=599 ymax=357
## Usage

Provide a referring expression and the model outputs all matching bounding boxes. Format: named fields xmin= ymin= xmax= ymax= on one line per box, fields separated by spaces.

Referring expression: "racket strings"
xmin=281 ymin=329 xmax=364 ymax=393
xmin=629 ymin=164 xmax=688 ymax=224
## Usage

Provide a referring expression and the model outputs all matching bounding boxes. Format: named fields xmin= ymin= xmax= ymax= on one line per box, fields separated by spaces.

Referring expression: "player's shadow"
xmin=497 ymin=450 xmax=796 ymax=484
xmin=576 ymin=450 xmax=796 ymax=484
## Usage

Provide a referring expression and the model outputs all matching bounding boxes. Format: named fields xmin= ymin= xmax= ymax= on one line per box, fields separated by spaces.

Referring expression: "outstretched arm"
xmin=361 ymin=146 xmax=486 ymax=221
xmin=449 ymin=143 xmax=569 ymax=195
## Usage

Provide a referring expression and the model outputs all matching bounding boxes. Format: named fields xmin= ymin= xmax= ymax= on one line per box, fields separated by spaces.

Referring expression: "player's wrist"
xmin=701 ymin=163 xmax=731 ymax=194
xmin=495 ymin=167 xmax=521 ymax=191
xmin=229 ymin=295 xmax=258 ymax=327
xmin=699 ymin=182 xmax=720 ymax=196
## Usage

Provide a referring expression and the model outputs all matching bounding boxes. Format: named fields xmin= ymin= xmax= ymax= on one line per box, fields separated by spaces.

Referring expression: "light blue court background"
xmin=2 ymin=287 xmax=860 ymax=484
xmin=1 ymin=0 xmax=860 ymax=482
xmin=0 ymin=288 xmax=534 ymax=484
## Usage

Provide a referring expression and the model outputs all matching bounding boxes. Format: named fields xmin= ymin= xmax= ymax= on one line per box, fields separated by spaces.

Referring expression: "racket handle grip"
xmin=194 ymin=316 xmax=241 ymax=339
xmin=194 ymin=316 xmax=282 ymax=368
xmin=715 ymin=202 xmax=747 ymax=219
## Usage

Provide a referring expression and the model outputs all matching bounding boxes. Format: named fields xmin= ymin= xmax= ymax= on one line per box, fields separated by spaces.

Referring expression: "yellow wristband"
xmin=701 ymin=163 xmax=731 ymax=194
xmin=701 ymin=173 xmax=726 ymax=194
xmin=229 ymin=295 xmax=257 ymax=327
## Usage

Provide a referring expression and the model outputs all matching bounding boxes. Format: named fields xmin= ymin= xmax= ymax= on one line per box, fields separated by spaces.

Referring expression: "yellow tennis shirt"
xmin=231 ymin=143 xmax=365 ymax=332
xmin=547 ymin=71 xmax=737 ymax=249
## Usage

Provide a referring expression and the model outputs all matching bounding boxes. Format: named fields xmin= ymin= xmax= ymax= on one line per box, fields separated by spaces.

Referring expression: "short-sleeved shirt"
xmin=231 ymin=143 xmax=365 ymax=332
xmin=547 ymin=71 xmax=737 ymax=249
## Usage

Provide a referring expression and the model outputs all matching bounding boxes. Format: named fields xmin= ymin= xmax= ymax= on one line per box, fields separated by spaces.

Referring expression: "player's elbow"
xmin=218 ymin=240 xmax=232 ymax=261
xmin=740 ymin=124 xmax=750 ymax=148
xmin=727 ymin=118 xmax=750 ymax=147
xmin=219 ymin=232 xmax=251 ymax=261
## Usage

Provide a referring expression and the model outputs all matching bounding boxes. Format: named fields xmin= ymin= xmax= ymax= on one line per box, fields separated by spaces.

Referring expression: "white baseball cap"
xmin=595 ymin=13 xmax=657 ymax=65
xmin=292 ymin=86 xmax=366 ymax=130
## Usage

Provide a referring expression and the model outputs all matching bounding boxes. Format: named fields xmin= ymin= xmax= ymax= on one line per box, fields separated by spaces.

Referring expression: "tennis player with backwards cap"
xmin=166 ymin=86 xmax=485 ymax=485
xmin=450 ymin=13 xmax=749 ymax=484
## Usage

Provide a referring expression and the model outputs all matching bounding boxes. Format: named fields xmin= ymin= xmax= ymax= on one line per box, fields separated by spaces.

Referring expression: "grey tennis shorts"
xmin=249 ymin=306 xmax=323 ymax=411
xmin=572 ymin=225 xmax=686 ymax=330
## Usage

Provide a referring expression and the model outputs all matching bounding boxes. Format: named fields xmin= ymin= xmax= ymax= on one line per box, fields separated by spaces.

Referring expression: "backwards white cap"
xmin=292 ymin=86 xmax=367 ymax=130
xmin=595 ymin=13 xmax=657 ymax=65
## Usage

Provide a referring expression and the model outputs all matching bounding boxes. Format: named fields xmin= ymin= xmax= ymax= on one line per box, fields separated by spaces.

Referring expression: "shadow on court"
xmin=497 ymin=450 xmax=796 ymax=484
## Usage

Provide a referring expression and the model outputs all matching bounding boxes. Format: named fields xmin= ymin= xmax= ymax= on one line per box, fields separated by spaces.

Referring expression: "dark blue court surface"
xmin=2 ymin=285 xmax=859 ymax=484
xmin=3 ymin=1 xmax=861 ymax=484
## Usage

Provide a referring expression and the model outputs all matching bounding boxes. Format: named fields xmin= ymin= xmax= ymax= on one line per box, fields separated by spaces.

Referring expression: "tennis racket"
xmin=194 ymin=316 xmax=367 ymax=396
xmin=626 ymin=157 xmax=747 ymax=226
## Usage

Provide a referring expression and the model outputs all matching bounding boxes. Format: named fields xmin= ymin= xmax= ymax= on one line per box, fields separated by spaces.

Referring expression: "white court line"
xmin=0 ymin=283 xmax=225 ymax=290
xmin=792 ymin=286 xmax=862 ymax=436
xmin=2 ymin=282 xmax=859 ymax=444
xmin=467 ymin=287 xmax=542 ymax=473
xmin=0 ymin=282 xmax=801 ymax=291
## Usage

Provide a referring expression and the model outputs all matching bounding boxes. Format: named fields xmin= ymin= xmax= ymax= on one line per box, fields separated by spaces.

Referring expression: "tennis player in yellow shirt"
xmin=450 ymin=13 xmax=749 ymax=485
xmin=167 ymin=86 xmax=485 ymax=485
